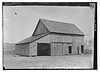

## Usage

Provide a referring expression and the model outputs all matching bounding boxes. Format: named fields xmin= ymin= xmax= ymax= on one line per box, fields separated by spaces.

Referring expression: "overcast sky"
xmin=3 ymin=6 xmax=94 ymax=43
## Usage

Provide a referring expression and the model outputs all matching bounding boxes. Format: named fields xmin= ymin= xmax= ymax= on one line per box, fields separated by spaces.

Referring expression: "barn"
xmin=15 ymin=19 xmax=85 ymax=56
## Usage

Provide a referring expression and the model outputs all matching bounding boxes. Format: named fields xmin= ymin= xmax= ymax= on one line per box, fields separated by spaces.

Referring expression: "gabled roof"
xmin=40 ymin=19 xmax=84 ymax=35
xmin=16 ymin=33 xmax=49 ymax=44
xmin=16 ymin=19 xmax=84 ymax=44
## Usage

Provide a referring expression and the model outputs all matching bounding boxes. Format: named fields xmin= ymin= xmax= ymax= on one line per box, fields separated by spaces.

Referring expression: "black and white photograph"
xmin=2 ymin=2 xmax=97 ymax=70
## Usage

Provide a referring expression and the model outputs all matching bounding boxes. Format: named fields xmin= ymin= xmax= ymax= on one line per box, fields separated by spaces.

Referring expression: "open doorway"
xmin=81 ymin=45 xmax=84 ymax=53
xmin=69 ymin=46 xmax=72 ymax=54
xmin=37 ymin=43 xmax=51 ymax=56
xmin=77 ymin=47 xmax=79 ymax=54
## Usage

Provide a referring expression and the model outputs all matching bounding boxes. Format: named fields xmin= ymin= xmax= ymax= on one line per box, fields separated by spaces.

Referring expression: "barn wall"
xmin=50 ymin=34 xmax=84 ymax=55
xmin=29 ymin=35 xmax=50 ymax=56
xmin=36 ymin=34 xmax=50 ymax=43
xmin=34 ymin=21 xmax=48 ymax=35
xmin=15 ymin=43 xmax=29 ymax=56
xmin=50 ymin=34 xmax=72 ymax=56
xmin=50 ymin=34 xmax=72 ymax=42
xmin=29 ymin=34 xmax=84 ymax=56
xmin=29 ymin=42 xmax=37 ymax=56
xmin=72 ymin=35 xmax=84 ymax=54
xmin=63 ymin=43 xmax=69 ymax=55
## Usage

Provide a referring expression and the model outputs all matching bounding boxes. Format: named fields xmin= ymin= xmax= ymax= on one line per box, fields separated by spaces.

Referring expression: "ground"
xmin=3 ymin=54 xmax=93 ymax=69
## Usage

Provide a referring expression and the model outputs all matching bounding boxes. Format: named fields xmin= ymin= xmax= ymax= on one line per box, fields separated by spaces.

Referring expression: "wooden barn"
xmin=15 ymin=19 xmax=85 ymax=56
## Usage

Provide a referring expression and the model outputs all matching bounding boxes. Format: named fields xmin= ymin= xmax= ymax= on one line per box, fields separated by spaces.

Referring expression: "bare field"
xmin=3 ymin=54 xmax=93 ymax=69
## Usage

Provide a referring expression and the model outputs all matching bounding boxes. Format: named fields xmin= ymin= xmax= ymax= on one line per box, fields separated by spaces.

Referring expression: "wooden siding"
xmin=63 ymin=43 xmax=68 ymax=55
xmin=15 ymin=43 xmax=29 ymax=56
xmin=29 ymin=42 xmax=37 ymax=56
xmin=50 ymin=34 xmax=84 ymax=55
xmin=33 ymin=21 xmax=49 ymax=35
xmin=29 ymin=34 xmax=84 ymax=56
xmin=51 ymin=42 xmax=63 ymax=56
xmin=50 ymin=34 xmax=72 ymax=42
xmin=51 ymin=43 xmax=73 ymax=56
xmin=29 ymin=35 xmax=50 ymax=56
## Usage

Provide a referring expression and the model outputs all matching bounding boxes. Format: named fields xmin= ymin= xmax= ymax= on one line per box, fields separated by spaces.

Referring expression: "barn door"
xmin=81 ymin=45 xmax=84 ymax=53
xmin=69 ymin=46 xmax=72 ymax=54
xmin=37 ymin=43 xmax=50 ymax=56
xmin=67 ymin=44 xmax=72 ymax=54
xmin=77 ymin=47 xmax=79 ymax=55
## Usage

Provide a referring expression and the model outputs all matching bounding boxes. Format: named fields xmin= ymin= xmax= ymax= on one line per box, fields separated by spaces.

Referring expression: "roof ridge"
xmin=39 ymin=18 xmax=84 ymax=35
xmin=40 ymin=18 xmax=74 ymax=25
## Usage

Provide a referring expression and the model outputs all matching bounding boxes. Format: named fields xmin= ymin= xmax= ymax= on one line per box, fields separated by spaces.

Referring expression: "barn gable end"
xmin=32 ymin=20 xmax=49 ymax=36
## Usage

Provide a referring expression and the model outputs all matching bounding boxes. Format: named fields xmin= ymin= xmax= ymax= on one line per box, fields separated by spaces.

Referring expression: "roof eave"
xmin=16 ymin=32 xmax=50 ymax=45
xmin=50 ymin=32 xmax=85 ymax=36
xmin=16 ymin=42 xmax=29 ymax=45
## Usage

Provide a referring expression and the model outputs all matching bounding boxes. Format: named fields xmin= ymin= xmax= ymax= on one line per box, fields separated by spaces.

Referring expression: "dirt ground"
xmin=3 ymin=54 xmax=93 ymax=69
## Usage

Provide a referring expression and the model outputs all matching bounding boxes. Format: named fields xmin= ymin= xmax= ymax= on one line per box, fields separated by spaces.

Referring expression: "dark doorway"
xmin=37 ymin=43 xmax=51 ymax=56
xmin=81 ymin=45 xmax=84 ymax=53
xmin=77 ymin=47 xmax=79 ymax=54
xmin=69 ymin=46 xmax=72 ymax=54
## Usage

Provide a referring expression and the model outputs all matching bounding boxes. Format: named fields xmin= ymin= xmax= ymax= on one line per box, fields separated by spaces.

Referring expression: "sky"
xmin=3 ymin=6 xmax=94 ymax=43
